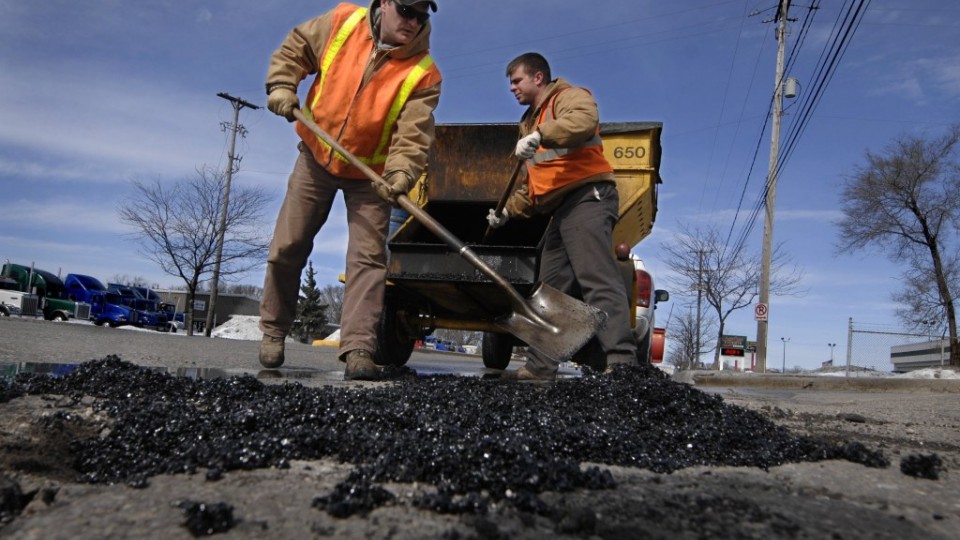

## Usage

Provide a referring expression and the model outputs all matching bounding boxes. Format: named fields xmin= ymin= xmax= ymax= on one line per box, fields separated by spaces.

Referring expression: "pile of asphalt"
xmin=3 ymin=356 xmax=889 ymax=518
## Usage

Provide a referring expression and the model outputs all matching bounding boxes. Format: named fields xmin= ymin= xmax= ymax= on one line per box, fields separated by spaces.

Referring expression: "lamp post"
xmin=780 ymin=337 xmax=790 ymax=373
xmin=828 ymin=342 xmax=836 ymax=364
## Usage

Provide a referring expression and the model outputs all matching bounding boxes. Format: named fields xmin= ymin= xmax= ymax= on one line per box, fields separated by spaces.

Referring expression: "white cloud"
xmin=0 ymin=199 xmax=128 ymax=234
xmin=196 ymin=8 xmax=213 ymax=24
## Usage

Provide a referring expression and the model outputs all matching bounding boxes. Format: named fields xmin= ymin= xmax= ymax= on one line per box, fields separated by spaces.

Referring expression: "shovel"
xmin=292 ymin=109 xmax=605 ymax=361
xmin=481 ymin=159 xmax=524 ymax=243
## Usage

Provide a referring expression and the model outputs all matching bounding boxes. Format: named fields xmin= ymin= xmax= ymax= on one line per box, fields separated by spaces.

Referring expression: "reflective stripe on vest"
xmin=529 ymin=133 xmax=603 ymax=165
xmin=302 ymin=6 xmax=435 ymax=168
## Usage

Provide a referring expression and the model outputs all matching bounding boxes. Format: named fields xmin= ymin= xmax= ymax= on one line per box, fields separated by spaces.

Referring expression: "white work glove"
xmin=514 ymin=131 xmax=542 ymax=159
xmin=374 ymin=172 xmax=412 ymax=206
xmin=267 ymin=87 xmax=299 ymax=122
xmin=486 ymin=208 xmax=509 ymax=229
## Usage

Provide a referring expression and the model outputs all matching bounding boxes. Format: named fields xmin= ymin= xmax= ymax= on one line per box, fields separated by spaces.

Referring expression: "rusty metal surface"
xmin=426 ymin=124 xmax=519 ymax=202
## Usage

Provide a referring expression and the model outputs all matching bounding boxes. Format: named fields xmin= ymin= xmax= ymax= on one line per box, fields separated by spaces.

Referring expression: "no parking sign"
xmin=754 ymin=303 xmax=768 ymax=321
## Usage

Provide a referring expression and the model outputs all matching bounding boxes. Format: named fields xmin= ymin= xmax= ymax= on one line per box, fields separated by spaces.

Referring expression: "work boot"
xmin=343 ymin=350 xmax=381 ymax=381
xmin=259 ymin=334 xmax=285 ymax=369
xmin=499 ymin=366 xmax=556 ymax=382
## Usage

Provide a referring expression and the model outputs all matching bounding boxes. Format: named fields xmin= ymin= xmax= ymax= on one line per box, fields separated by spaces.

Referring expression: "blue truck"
xmin=64 ymin=274 xmax=138 ymax=327
xmin=130 ymin=286 xmax=184 ymax=332
xmin=108 ymin=283 xmax=169 ymax=331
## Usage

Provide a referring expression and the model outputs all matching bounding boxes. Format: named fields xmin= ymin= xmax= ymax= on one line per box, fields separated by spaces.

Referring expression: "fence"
xmin=846 ymin=318 xmax=933 ymax=373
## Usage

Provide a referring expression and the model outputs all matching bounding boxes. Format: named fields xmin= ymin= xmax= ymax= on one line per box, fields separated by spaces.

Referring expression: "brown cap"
xmin=395 ymin=0 xmax=437 ymax=12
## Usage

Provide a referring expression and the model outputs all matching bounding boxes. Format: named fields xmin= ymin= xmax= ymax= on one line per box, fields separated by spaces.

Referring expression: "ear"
xmin=533 ymin=71 xmax=545 ymax=86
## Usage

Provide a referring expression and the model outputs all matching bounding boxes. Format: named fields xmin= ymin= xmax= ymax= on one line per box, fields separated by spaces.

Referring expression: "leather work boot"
xmin=343 ymin=350 xmax=382 ymax=381
xmin=499 ymin=366 xmax=556 ymax=382
xmin=259 ymin=334 xmax=286 ymax=369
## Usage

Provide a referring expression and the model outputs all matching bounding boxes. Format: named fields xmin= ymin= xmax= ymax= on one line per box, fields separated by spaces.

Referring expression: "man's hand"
xmin=374 ymin=172 xmax=412 ymax=206
xmin=267 ymin=88 xmax=299 ymax=122
xmin=486 ymin=208 xmax=509 ymax=229
xmin=515 ymin=131 xmax=542 ymax=159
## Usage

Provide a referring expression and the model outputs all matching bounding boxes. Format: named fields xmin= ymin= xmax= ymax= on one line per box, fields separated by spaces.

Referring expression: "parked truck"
xmin=107 ymin=283 xmax=169 ymax=331
xmin=1 ymin=263 xmax=90 ymax=321
xmin=377 ymin=122 xmax=669 ymax=369
xmin=64 ymin=273 xmax=138 ymax=327
xmin=0 ymin=276 xmax=27 ymax=317
xmin=130 ymin=286 xmax=183 ymax=332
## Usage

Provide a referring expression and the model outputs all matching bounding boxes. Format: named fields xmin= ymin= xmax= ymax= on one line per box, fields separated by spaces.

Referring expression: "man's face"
xmin=380 ymin=0 xmax=429 ymax=46
xmin=508 ymin=66 xmax=542 ymax=106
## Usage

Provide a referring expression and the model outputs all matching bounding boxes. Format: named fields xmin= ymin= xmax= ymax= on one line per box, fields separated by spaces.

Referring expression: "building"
xmin=890 ymin=340 xmax=953 ymax=372
xmin=154 ymin=290 xmax=260 ymax=333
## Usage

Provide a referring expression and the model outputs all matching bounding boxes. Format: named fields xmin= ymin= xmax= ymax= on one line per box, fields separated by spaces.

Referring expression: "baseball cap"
xmin=395 ymin=0 xmax=438 ymax=12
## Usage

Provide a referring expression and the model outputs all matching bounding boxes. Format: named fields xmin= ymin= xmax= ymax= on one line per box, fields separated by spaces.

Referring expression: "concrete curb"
xmin=675 ymin=370 xmax=960 ymax=393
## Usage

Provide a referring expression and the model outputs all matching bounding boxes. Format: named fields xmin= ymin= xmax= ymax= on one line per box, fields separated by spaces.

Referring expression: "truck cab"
xmin=1 ymin=263 xmax=90 ymax=321
xmin=108 ymin=283 xmax=168 ymax=331
xmin=64 ymin=274 xmax=137 ymax=327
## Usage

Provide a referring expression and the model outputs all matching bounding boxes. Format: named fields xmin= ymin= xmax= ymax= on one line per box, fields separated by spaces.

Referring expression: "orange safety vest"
xmin=524 ymin=88 xmax=613 ymax=199
xmin=295 ymin=4 xmax=441 ymax=178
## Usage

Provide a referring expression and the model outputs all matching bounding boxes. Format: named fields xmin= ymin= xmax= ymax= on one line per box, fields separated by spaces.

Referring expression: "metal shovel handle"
xmin=291 ymin=109 xmax=554 ymax=329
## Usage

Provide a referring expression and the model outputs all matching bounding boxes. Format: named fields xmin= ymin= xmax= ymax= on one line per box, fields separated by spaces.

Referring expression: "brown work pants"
xmin=259 ymin=143 xmax=389 ymax=358
xmin=525 ymin=182 xmax=637 ymax=375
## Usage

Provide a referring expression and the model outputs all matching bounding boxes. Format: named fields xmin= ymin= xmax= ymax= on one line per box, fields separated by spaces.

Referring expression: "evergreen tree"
xmin=291 ymin=261 xmax=329 ymax=344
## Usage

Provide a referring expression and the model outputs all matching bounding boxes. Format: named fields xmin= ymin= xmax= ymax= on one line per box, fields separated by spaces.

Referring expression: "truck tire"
xmin=374 ymin=297 xmax=414 ymax=367
xmin=0 ymin=305 xmax=8 ymax=317
xmin=481 ymin=332 xmax=514 ymax=370
xmin=51 ymin=312 xmax=68 ymax=322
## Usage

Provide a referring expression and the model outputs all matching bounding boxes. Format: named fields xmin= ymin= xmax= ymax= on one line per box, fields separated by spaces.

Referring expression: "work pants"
xmin=260 ymin=143 xmax=389 ymax=358
xmin=525 ymin=182 xmax=637 ymax=375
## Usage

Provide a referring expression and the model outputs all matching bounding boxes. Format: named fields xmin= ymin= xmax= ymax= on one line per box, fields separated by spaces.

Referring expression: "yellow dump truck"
xmin=378 ymin=121 xmax=667 ymax=369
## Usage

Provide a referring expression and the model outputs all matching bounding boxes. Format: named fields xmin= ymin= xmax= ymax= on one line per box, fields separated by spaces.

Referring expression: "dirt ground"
xmin=1 ymin=317 xmax=959 ymax=539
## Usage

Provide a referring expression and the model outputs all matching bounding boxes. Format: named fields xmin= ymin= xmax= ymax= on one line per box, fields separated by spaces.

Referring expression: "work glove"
xmin=486 ymin=208 xmax=509 ymax=229
xmin=374 ymin=172 xmax=412 ymax=206
xmin=514 ymin=131 xmax=542 ymax=160
xmin=267 ymin=87 xmax=299 ymax=122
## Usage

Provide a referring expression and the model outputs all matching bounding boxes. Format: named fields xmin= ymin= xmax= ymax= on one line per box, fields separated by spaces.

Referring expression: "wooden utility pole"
xmin=204 ymin=92 xmax=259 ymax=336
xmin=755 ymin=0 xmax=790 ymax=373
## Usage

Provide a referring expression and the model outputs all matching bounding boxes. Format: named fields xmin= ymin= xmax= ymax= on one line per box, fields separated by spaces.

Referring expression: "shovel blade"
xmin=496 ymin=283 xmax=607 ymax=361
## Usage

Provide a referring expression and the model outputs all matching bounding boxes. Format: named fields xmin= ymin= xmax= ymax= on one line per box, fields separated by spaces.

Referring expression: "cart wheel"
xmin=374 ymin=305 xmax=414 ymax=366
xmin=481 ymin=332 xmax=514 ymax=370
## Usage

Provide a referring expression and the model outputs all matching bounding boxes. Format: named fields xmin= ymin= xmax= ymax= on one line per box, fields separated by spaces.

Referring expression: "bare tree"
xmin=667 ymin=303 xmax=717 ymax=370
xmin=118 ymin=166 xmax=271 ymax=335
xmin=319 ymin=284 xmax=345 ymax=324
xmin=837 ymin=125 xmax=960 ymax=367
xmin=110 ymin=275 xmax=151 ymax=288
xmin=662 ymin=224 xmax=803 ymax=368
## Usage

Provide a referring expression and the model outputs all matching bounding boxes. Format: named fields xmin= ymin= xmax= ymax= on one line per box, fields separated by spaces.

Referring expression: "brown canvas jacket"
xmin=505 ymin=77 xmax=615 ymax=218
xmin=265 ymin=0 xmax=441 ymax=183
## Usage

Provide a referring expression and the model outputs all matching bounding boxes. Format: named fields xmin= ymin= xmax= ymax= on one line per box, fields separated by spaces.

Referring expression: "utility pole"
xmin=780 ymin=336 xmax=790 ymax=373
xmin=696 ymin=249 xmax=704 ymax=370
xmin=205 ymin=92 xmax=260 ymax=337
xmin=755 ymin=0 xmax=790 ymax=373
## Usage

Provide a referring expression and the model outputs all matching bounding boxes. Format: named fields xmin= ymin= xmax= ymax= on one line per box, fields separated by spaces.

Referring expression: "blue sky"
xmin=1 ymin=1 xmax=957 ymax=370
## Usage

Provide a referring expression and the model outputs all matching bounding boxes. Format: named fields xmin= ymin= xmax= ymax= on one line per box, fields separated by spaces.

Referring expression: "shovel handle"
xmin=291 ymin=109 xmax=550 ymax=326
xmin=481 ymin=159 xmax=524 ymax=243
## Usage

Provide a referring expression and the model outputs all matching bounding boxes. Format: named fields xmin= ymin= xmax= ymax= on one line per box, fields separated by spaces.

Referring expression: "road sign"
xmin=754 ymin=303 xmax=768 ymax=321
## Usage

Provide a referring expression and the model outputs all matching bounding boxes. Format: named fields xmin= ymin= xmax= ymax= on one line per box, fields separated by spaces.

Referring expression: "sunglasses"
xmin=394 ymin=2 xmax=430 ymax=25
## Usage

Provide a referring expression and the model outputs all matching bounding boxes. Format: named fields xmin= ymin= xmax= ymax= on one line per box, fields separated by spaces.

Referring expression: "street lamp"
xmin=780 ymin=337 xmax=790 ymax=373
xmin=828 ymin=342 xmax=836 ymax=364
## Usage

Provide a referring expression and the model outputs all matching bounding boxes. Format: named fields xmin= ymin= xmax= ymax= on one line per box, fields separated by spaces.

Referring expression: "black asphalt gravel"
xmin=2 ymin=355 xmax=889 ymax=524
